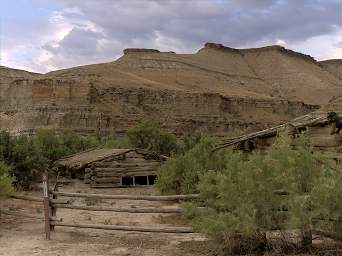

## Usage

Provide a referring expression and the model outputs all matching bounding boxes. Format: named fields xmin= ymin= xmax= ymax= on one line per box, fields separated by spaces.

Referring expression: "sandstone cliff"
xmin=319 ymin=59 xmax=342 ymax=80
xmin=3 ymin=43 xmax=342 ymax=136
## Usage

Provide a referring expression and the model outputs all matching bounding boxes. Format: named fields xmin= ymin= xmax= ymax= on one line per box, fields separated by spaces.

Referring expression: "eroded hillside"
xmin=3 ymin=43 xmax=342 ymax=135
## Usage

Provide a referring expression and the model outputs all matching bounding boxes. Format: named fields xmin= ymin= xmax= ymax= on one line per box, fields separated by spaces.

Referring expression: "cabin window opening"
xmin=135 ymin=176 xmax=148 ymax=185
xmin=122 ymin=176 xmax=134 ymax=186
xmin=148 ymin=175 xmax=156 ymax=185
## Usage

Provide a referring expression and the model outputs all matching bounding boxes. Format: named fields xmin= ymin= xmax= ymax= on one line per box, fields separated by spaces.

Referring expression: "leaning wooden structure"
xmin=214 ymin=111 xmax=342 ymax=163
xmin=55 ymin=148 xmax=167 ymax=188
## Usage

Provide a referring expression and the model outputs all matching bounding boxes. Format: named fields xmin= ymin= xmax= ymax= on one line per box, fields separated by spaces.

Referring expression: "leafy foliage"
xmin=0 ymin=129 xmax=100 ymax=188
xmin=0 ymin=161 xmax=14 ymax=198
xmin=184 ymin=132 xmax=342 ymax=252
xmin=127 ymin=121 xmax=179 ymax=156
xmin=155 ymin=137 xmax=228 ymax=194
xmin=0 ymin=121 xmax=181 ymax=188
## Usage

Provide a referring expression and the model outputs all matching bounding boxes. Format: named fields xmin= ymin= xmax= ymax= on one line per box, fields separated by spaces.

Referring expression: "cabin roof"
xmin=56 ymin=147 xmax=168 ymax=170
xmin=56 ymin=148 xmax=132 ymax=169
xmin=214 ymin=111 xmax=339 ymax=151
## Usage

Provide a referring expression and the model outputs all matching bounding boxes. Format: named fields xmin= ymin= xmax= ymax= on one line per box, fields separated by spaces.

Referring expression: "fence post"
xmin=50 ymin=176 xmax=59 ymax=232
xmin=42 ymin=175 xmax=51 ymax=240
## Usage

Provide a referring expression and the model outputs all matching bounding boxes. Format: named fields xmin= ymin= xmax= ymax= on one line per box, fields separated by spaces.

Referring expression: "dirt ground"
xmin=2 ymin=180 xmax=341 ymax=256
xmin=0 ymin=180 xmax=213 ymax=256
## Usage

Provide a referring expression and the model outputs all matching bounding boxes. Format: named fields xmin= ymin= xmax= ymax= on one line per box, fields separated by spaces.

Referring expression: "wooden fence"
xmin=3 ymin=175 xmax=342 ymax=242
xmin=1 ymin=175 xmax=198 ymax=240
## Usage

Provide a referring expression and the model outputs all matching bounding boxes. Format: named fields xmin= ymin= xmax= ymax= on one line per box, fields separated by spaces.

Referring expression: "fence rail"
xmin=4 ymin=175 xmax=342 ymax=242
xmin=52 ymin=204 xmax=185 ymax=213
xmin=50 ymin=222 xmax=193 ymax=233
xmin=2 ymin=175 xmax=196 ymax=240
xmin=50 ymin=191 xmax=200 ymax=201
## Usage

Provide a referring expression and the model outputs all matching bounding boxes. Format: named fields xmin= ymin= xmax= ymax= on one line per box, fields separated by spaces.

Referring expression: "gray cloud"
xmin=4 ymin=0 xmax=342 ymax=72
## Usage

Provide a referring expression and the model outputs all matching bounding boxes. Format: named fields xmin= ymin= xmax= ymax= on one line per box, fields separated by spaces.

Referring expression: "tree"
xmin=183 ymin=132 xmax=342 ymax=253
xmin=155 ymin=137 xmax=228 ymax=194
xmin=127 ymin=121 xmax=179 ymax=156
xmin=0 ymin=161 xmax=14 ymax=198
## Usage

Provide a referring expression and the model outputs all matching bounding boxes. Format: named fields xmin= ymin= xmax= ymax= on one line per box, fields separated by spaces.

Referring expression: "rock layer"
xmin=2 ymin=43 xmax=342 ymax=135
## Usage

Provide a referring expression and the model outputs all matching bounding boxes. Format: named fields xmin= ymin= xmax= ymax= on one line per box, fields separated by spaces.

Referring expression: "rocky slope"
xmin=2 ymin=43 xmax=342 ymax=136
xmin=319 ymin=59 xmax=342 ymax=80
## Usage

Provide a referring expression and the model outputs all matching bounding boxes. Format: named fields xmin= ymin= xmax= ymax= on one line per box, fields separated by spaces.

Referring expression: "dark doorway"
xmin=122 ymin=176 xmax=134 ymax=186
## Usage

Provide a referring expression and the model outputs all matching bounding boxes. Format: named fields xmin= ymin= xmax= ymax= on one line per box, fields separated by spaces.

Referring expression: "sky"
xmin=1 ymin=0 xmax=342 ymax=73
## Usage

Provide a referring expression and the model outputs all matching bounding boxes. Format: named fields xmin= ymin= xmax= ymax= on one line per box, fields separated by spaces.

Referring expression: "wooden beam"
xmin=10 ymin=194 xmax=42 ymax=202
xmin=313 ymin=229 xmax=342 ymax=242
xmin=92 ymin=177 xmax=121 ymax=183
xmin=90 ymin=183 xmax=122 ymax=188
xmin=50 ymin=222 xmax=194 ymax=233
xmin=42 ymin=175 xmax=51 ymax=240
xmin=50 ymin=191 xmax=201 ymax=201
xmin=52 ymin=204 xmax=185 ymax=213
xmin=0 ymin=209 xmax=63 ymax=222
xmin=10 ymin=194 xmax=70 ymax=204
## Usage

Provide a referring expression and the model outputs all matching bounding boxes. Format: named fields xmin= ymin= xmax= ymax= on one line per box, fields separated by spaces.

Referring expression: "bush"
xmin=0 ymin=129 xmax=101 ymax=188
xmin=34 ymin=129 xmax=99 ymax=162
xmin=127 ymin=121 xmax=179 ymax=156
xmin=103 ymin=136 xmax=131 ymax=149
xmin=183 ymin=132 xmax=342 ymax=253
xmin=155 ymin=137 xmax=229 ymax=194
xmin=0 ymin=161 xmax=14 ymax=198
xmin=10 ymin=135 xmax=49 ymax=188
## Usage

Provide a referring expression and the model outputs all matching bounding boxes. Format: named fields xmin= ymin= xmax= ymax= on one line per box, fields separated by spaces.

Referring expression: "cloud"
xmin=2 ymin=0 xmax=342 ymax=72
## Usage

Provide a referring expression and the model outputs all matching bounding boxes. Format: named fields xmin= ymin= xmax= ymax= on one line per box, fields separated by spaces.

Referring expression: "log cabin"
xmin=55 ymin=148 xmax=167 ymax=188
xmin=214 ymin=111 xmax=342 ymax=164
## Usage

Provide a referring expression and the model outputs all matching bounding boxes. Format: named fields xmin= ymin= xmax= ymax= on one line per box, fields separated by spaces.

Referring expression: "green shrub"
xmin=186 ymin=132 xmax=342 ymax=252
xmin=103 ymin=136 xmax=131 ymax=149
xmin=127 ymin=121 xmax=179 ymax=156
xmin=0 ymin=129 xmax=101 ymax=188
xmin=155 ymin=137 xmax=229 ymax=194
xmin=0 ymin=161 xmax=14 ymax=198
xmin=10 ymin=135 xmax=49 ymax=188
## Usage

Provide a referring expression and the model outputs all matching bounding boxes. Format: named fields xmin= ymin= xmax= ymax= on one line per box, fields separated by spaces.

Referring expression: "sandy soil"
xmin=0 ymin=180 xmax=212 ymax=256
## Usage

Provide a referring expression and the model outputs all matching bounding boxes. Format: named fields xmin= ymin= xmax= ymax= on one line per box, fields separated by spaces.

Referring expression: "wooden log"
xmin=90 ymin=183 xmax=122 ymax=188
xmin=124 ymin=171 xmax=157 ymax=177
xmin=117 ymin=160 xmax=161 ymax=165
xmin=95 ymin=167 xmax=158 ymax=175
xmin=51 ymin=191 xmax=201 ymax=201
xmin=53 ymin=204 xmax=185 ymax=213
xmin=313 ymin=229 xmax=342 ymax=241
xmin=50 ymin=221 xmax=193 ymax=233
xmin=0 ymin=209 xmax=43 ymax=220
xmin=93 ymin=177 xmax=121 ymax=183
xmin=10 ymin=194 xmax=42 ymax=202
xmin=42 ymin=175 xmax=51 ymax=240
xmin=94 ymin=171 xmax=157 ymax=179
xmin=93 ymin=162 xmax=160 ymax=169
xmin=0 ymin=209 xmax=63 ymax=222
xmin=94 ymin=173 xmax=123 ymax=178
xmin=10 ymin=194 xmax=70 ymax=204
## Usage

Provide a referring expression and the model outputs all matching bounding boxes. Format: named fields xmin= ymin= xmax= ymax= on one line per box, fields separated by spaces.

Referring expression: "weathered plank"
xmin=51 ymin=191 xmax=201 ymax=201
xmin=90 ymin=183 xmax=122 ymax=188
xmin=92 ymin=162 xmax=160 ymax=169
xmin=0 ymin=209 xmax=62 ymax=222
xmin=92 ymin=177 xmax=121 ymax=183
xmin=53 ymin=204 xmax=185 ymax=213
xmin=50 ymin=222 xmax=194 ymax=233
xmin=10 ymin=194 xmax=70 ymax=204
xmin=94 ymin=166 xmax=159 ymax=173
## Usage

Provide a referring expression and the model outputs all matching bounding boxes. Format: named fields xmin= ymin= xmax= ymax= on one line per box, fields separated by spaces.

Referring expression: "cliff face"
xmin=319 ymin=59 xmax=342 ymax=80
xmin=0 ymin=79 xmax=317 ymax=135
xmin=2 ymin=43 xmax=341 ymax=136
